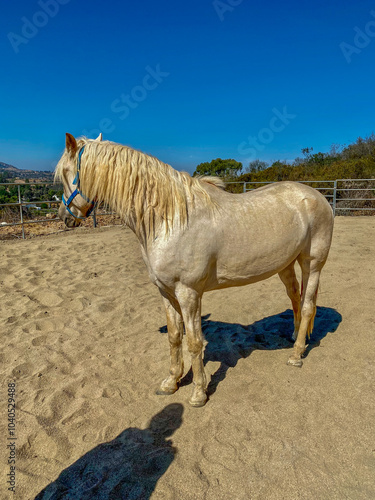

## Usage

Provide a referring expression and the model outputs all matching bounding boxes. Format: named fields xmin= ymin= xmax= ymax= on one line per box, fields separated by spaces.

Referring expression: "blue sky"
xmin=1 ymin=0 xmax=375 ymax=174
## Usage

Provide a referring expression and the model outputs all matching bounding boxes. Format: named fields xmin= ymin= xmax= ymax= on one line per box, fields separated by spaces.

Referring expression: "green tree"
xmin=193 ymin=158 xmax=242 ymax=179
xmin=341 ymin=134 xmax=375 ymax=160
xmin=245 ymin=159 xmax=268 ymax=174
xmin=0 ymin=186 xmax=8 ymax=203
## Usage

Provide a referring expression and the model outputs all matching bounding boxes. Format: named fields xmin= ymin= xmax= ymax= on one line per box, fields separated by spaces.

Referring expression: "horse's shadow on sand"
xmin=160 ymin=307 xmax=342 ymax=397
xmin=35 ymin=404 xmax=183 ymax=500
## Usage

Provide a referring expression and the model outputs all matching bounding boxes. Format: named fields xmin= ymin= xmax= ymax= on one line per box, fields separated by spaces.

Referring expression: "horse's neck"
xmin=93 ymin=148 xmax=182 ymax=243
xmin=120 ymin=180 xmax=156 ymax=245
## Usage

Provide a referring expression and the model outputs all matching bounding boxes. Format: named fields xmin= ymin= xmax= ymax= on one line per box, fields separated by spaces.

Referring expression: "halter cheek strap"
xmin=62 ymin=146 xmax=96 ymax=219
xmin=62 ymin=193 xmax=95 ymax=219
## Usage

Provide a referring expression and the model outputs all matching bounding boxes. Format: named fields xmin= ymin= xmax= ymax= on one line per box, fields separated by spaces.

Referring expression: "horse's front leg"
xmin=156 ymin=290 xmax=184 ymax=395
xmin=176 ymin=286 xmax=207 ymax=407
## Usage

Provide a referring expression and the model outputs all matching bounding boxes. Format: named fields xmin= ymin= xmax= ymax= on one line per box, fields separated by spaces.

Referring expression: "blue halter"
xmin=62 ymin=146 xmax=96 ymax=220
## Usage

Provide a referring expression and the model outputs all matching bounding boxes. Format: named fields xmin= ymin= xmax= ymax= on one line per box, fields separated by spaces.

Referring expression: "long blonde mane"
xmin=55 ymin=138 xmax=224 ymax=238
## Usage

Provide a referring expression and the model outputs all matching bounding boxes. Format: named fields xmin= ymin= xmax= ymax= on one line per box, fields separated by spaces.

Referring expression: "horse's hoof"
xmin=156 ymin=388 xmax=177 ymax=395
xmin=189 ymin=398 xmax=207 ymax=407
xmin=287 ymin=356 xmax=303 ymax=368
xmin=156 ymin=376 xmax=180 ymax=395
xmin=188 ymin=393 xmax=207 ymax=407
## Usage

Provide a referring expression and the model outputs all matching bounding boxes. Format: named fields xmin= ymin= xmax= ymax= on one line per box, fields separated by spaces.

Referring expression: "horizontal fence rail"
xmin=1 ymin=179 xmax=374 ymax=239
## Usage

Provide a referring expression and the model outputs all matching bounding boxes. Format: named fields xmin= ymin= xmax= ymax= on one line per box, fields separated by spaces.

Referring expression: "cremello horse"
xmin=56 ymin=133 xmax=334 ymax=407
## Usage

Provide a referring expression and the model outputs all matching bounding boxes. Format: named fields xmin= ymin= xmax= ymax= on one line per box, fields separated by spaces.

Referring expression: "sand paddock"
xmin=1 ymin=217 xmax=374 ymax=499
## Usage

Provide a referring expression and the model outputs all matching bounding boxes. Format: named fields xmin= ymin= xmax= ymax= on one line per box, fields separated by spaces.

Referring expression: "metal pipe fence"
xmin=1 ymin=179 xmax=374 ymax=239
xmin=0 ymin=182 xmax=120 ymax=239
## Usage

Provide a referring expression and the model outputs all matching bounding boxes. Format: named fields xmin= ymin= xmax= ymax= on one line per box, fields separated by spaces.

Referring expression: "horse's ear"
xmin=65 ymin=133 xmax=77 ymax=153
xmin=95 ymin=133 xmax=103 ymax=141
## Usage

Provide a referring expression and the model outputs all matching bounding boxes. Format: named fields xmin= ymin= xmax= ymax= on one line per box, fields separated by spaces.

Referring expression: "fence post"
xmin=332 ymin=180 xmax=337 ymax=217
xmin=18 ymin=185 xmax=25 ymax=239
xmin=93 ymin=208 xmax=97 ymax=228
xmin=243 ymin=182 xmax=246 ymax=193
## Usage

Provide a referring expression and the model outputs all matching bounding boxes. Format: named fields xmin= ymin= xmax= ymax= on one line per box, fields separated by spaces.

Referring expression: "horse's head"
xmin=56 ymin=132 xmax=102 ymax=227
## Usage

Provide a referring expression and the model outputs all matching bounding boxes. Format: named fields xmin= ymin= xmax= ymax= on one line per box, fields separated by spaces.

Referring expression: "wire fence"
xmin=1 ymin=179 xmax=374 ymax=239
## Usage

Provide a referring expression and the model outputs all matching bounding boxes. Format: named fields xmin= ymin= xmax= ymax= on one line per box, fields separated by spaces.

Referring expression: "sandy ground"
xmin=1 ymin=217 xmax=374 ymax=500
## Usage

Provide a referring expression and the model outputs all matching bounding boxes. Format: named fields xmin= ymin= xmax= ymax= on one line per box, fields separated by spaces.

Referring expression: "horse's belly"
xmin=211 ymin=259 xmax=290 ymax=290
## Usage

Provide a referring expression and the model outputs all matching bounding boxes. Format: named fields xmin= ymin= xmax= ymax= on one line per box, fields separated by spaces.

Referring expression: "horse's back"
xmin=241 ymin=181 xmax=330 ymax=210
xmin=210 ymin=181 xmax=333 ymax=232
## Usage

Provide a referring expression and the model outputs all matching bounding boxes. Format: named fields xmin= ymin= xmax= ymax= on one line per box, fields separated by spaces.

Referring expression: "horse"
xmin=55 ymin=133 xmax=334 ymax=407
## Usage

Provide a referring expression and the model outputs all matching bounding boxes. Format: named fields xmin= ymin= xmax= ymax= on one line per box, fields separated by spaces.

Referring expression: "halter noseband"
xmin=62 ymin=146 xmax=96 ymax=220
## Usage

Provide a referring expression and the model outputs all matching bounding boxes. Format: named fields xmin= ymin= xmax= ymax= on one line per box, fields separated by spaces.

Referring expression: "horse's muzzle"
xmin=58 ymin=203 xmax=82 ymax=228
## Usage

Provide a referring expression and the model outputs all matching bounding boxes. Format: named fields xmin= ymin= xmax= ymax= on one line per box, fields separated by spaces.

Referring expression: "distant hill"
xmin=0 ymin=162 xmax=54 ymax=182
xmin=0 ymin=161 xmax=19 ymax=172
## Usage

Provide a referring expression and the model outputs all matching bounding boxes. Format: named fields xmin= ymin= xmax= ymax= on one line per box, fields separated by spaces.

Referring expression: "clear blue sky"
xmin=1 ymin=0 xmax=375 ymax=173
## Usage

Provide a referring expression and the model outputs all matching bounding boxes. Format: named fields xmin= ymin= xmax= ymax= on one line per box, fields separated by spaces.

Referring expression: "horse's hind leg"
xmin=278 ymin=262 xmax=301 ymax=341
xmin=156 ymin=291 xmax=184 ymax=395
xmin=287 ymin=261 xmax=321 ymax=367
